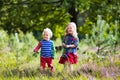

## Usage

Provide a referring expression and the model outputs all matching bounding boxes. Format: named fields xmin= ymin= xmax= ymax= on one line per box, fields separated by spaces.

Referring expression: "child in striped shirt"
xmin=34 ymin=28 xmax=56 ymax=72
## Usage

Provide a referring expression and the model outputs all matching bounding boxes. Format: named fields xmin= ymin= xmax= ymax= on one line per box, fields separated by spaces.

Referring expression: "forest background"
xmin=0 ymin=0 xmax=120 ymax=80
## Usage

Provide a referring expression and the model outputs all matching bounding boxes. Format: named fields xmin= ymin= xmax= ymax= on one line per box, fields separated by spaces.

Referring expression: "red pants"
xmin=40 ymin=57 xmax=53 ymax=71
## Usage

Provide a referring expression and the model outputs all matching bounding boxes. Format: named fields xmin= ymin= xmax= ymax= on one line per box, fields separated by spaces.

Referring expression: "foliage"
xmin=0 ymin=0 xmax=120 ymax=39
xmin=84 ymin=15 xmax=120 ymax=56
xmin=0 ymin=0 xmax=70 ymax=38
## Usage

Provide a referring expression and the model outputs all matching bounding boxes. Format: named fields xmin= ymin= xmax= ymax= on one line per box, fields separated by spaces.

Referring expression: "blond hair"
xmin=42 ymin=28 xmax=53 ymax=38
xmin=65 ymin=22 xmax=78 ymax=38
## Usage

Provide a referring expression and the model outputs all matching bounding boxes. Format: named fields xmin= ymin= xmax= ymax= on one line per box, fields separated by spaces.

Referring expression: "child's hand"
xmin=66 ymin=45 xmax=70 ymax=48
xmin=62 ymin=43 xmax=66 ymax=47
xmin=32 ymin=52 xmax=38 ymax=57
xmin=62 ymin=43 xmax=69 ymax=48
xmin=66 ymin=45 xmax=75 ymax=48
xmin=52 ymin=57 xmax=54 ymax=59
xmin=63 ymin=43 xmax=72 ymax=48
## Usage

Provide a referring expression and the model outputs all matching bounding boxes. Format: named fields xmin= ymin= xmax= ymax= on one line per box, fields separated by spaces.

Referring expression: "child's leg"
xmin=63 ymin=62 xmax=70 ymax=73
xmin=48 ymin=64 xmax=54 ymax=72
xmin=69 ymin=64 xmax=73 ymax=72
xmin=64 ymin=62 xmax=73 ymax=73
xmin=40 ymin=57 xmax=46 ymax=70
xmin=46 ymin=57 xmax=54 ymax=72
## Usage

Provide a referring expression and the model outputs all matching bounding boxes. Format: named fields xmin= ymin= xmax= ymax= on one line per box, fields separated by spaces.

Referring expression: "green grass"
xmin=0 ymin=30 xmax=120 ymax=80
xmin=1 ymin=51 xmax=120 ymax=80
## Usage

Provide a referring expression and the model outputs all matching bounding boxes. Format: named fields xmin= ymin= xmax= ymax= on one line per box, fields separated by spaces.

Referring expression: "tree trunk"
xmin=68 ymin=5 xmax=78 ymax=26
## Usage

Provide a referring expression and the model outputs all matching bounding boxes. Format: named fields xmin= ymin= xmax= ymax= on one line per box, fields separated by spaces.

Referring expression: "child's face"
xmin=66 ymin=25 xmax=74 ymax=34
xmin=43 ymin=31 xmax=50 ymax=40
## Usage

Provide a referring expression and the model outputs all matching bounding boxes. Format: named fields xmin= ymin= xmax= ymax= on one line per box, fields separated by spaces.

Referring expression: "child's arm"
xmin=51 ymin=41 xmax=56 ymax=59
xmin=66 ymin=37 xmax=79 ymax=48
xmin=34 ymin=42 xmax=41 ymax=52
xmin=66 ymin=44 xmax=76 ymax=48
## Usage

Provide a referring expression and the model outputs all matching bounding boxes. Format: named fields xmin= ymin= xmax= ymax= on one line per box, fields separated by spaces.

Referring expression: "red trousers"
xmin=40 ymin=57 xmax=53 ymax=71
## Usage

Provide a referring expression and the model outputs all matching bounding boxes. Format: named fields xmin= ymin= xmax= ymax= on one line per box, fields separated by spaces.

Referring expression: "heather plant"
xmin=79 ymin=17 xmax=120 ymax=79
xmin=84 ymin=15 xmax=120 ymax=56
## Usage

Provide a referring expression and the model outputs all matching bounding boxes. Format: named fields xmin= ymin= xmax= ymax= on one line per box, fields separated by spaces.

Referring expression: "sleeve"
xmin=33 ymin=42 xmax=41 ymax=52
xmin=62 ymin=36 xmax=67 ymax=48
xmin=51 ymin=41 xmax=56 ymax=59
xmin=73 ymin=37 xmax=79 ymax=47
xmin=62 ymin=36 xmax=66 ymax=43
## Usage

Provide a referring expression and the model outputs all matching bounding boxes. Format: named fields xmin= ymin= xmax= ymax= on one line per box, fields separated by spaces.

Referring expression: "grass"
xmin=1 ymin=51 xmax=120 ymax=80
xmin=0 ymin=30 xmax=120 ymax=80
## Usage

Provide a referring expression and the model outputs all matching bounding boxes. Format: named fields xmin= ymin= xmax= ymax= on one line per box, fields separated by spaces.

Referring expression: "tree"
xmin=0 ymin=0 xmax=119 ymax=38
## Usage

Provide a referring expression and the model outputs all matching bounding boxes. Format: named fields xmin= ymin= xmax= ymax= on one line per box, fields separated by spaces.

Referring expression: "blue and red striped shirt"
xmin=34 ymin=40 xmax=56 ymax=58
